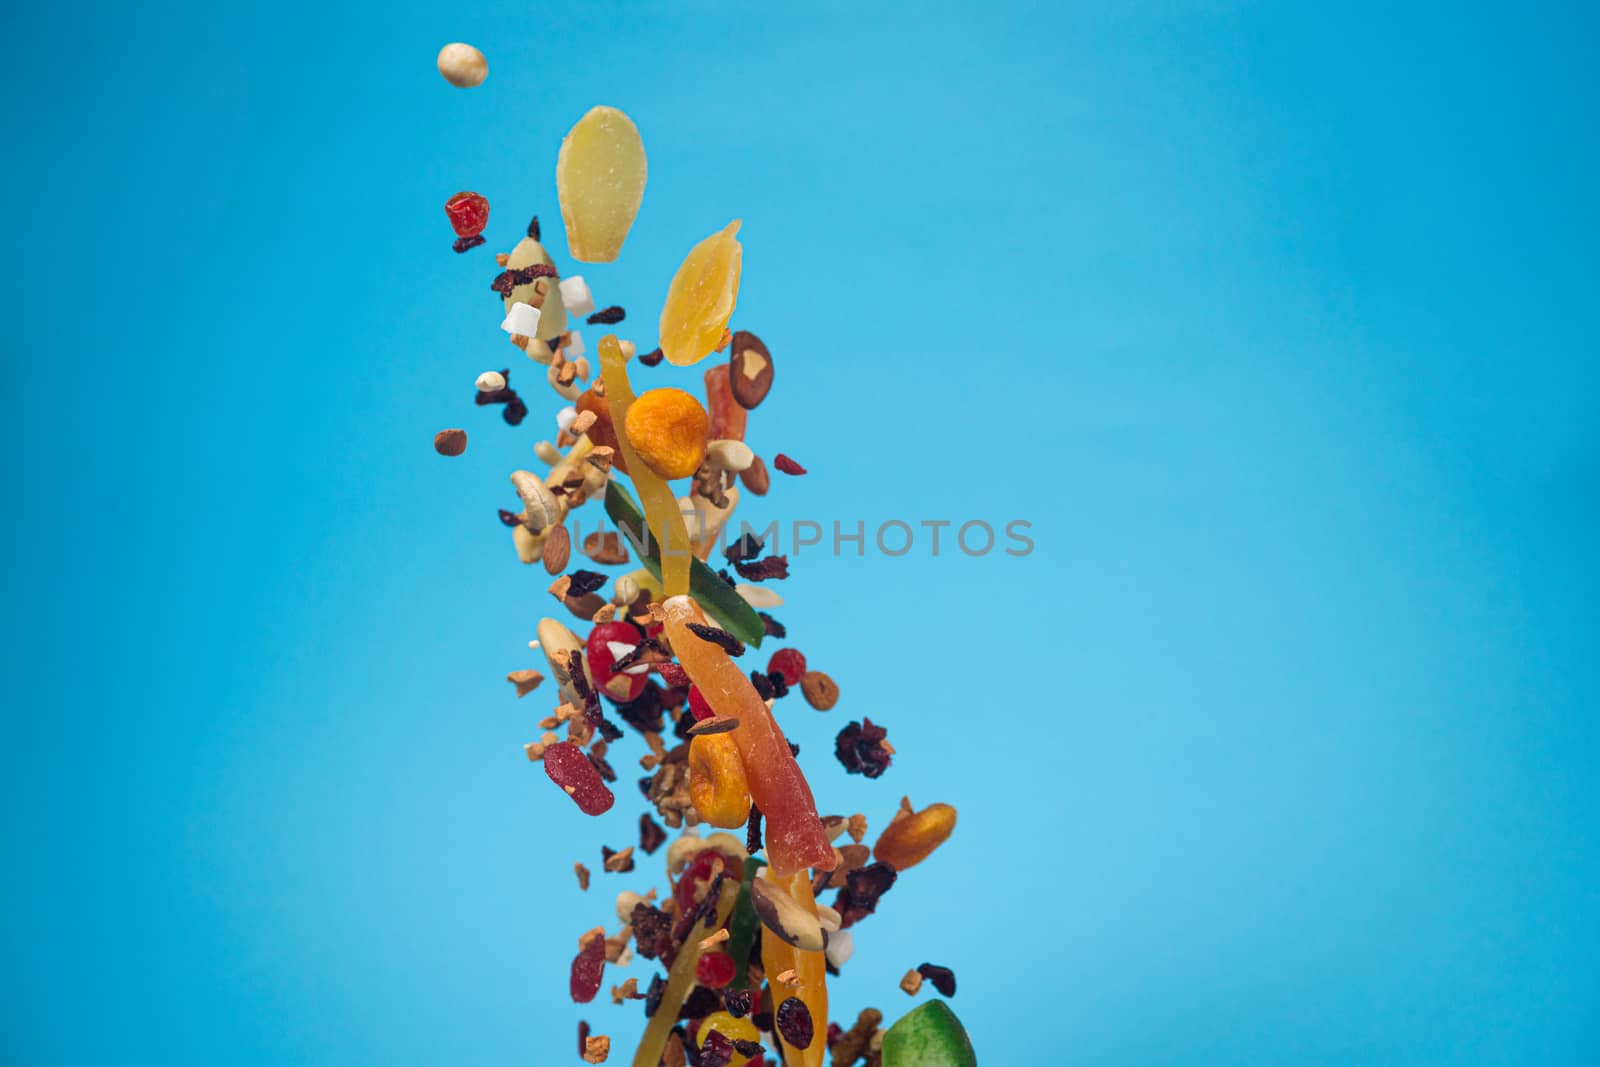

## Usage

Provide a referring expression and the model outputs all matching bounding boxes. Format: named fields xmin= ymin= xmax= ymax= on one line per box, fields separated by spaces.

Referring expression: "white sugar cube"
xmin=559 ymin=275 xmax=595 ymax=318
xmin=555 ymin=406 xmax=578 ymax=431
xmin=501 ymin=302 xmax=540 ymax=335
xmin=563 ymin=329 xmax=586 ymax=359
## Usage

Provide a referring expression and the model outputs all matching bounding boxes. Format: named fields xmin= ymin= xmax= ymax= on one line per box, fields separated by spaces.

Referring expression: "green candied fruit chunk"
xmin=882 ymin=1000 xmax=977 ymax=1067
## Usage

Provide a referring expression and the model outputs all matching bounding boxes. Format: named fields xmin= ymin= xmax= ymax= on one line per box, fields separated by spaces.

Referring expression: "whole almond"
xmin=542 ymin=524 xmax=572 ymax=574
xmin=739 ymin=455 xmax=771 ymax=496
xmin=729 ymin=331 xmax=774 ymax=409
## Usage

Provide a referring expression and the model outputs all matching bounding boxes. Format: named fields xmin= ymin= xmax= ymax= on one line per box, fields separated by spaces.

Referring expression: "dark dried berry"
xmin=639 ymin=813 xmax=667 ymax=855
xmin=776 ymin=996 xmax=815 ymax=1050
xmin=587 ymin=751 xmax=617 ymax=783
xmin=617 ymin=682 xmax=667 ymax=735
xmin=724 ymin=532 xmax=766 ymax=564
xmin=825 ymin=1022 xmax=844 ymax=1048
xmin=835 ymin=718 xmax=892 ymax=778
xmin=758 ymin=612 xmax=786 ymax=639
xmin=578 ymin=1019 xmax=590 ymax=1057
xmin=596 ymin=715 xmax=624 ymax=743
xmin=731 ymin=1038 xmax=764 ymax=1059
xmin=569 ymin=934 xmax=605 ymax=1003
xmin=917 ymin=962 xmax=957 ymax=996
xmin=687 ymin=622 xmax=744 ymax=657
xmin=637 ymin=775 xmax=654 ymax=799
xmin=567 ymin=569 xmax=608 ymax=596
xmin=631 ymin=901 xmax=673 ymax=960
xmin=746 ymin=803 xmax=763 ymax=855
xmin=697 ymin=1030 xmax=735 ymax=1067
xmin=723 ymin=988 xmax=754 ymax=1018
xmin=835 ymin=862 xmax=898 ymax=928
xmin=788 ymin=741 xmax=800 ymax=757
xmin=766 ymin=671 xmax=790 ymax=699
xmin=587 ymin=305 xmax=626 ymax=325
xmin=678 ymin=984 xmax=723 ymax=1022
xmin=643 ymin=973 xmax=666 ymax=1017
xmin=733 ymin=555 xmax=789 ymax=582
xmin=497 ymin=508 xmax=521 ymax=527
xmin=452 ymin=233 xmax=486 ymax=253
xmin=527 ymin=215 xmax=541 ymax=240
xmin=772 ymin=453 xmax=807 ymax=476
xmin=502 ymin=395 xmax=528 ymax=425
xmin=639 ymin=347 xmax=664 ymax=366
xmin=749 ymin=671 xmax=774 ymax=701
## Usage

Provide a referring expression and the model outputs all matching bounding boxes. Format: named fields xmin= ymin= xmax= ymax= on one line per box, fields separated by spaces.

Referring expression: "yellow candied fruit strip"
xmin=556 ymin=106 xmax=647 ymax=263
xmin=659 ymin=220 xmax=743 ymax=367
xmin=599 ymin=335 xmax=693 ymax=596
xmin=759 ymin=868 xmax=828 ymax=1067
xmin=631 ymin=878 xmax=740 ymax=1067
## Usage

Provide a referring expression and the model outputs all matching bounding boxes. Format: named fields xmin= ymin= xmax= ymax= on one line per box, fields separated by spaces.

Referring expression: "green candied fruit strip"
xmin=882 ymin=1000 xmax=977 ymax=1067
xmin=726 ymin=857 xmax=767 ymax=990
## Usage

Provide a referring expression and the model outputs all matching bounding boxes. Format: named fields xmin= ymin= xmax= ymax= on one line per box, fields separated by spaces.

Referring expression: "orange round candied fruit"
xmin=623 ymin=386 xmax=709 ymax=479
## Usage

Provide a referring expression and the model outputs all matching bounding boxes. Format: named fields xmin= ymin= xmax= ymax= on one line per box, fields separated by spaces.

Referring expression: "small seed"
xmin=687 ymin=715 xmax=740 ymax=736
xmin=433 ymin=429 xmax=467 ymax=456
xmin=534 ymin=440 xmax=563 ymax=465
xmin=613 ymin=574 xmax=639 ymax=607
xmin=729 ymin=331 xmax=774 ymax=409
xmin=543 ymin=525 xmax=572 ymax=574
xmin=800 ymin=671 xmax=839 ymax=711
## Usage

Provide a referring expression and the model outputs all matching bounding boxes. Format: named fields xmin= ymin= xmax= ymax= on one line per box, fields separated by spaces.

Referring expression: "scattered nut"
xmin=873 ymin=802 xmax=957 ymax=871
xmin=534 ymin=440 xmax=563 ymax=465
xmin=602 ymin=846 xmax=636 ymax=873
xmin=582 ymin=1034 xmax=610 ymax=1063
xmin=433 ymin=429 xmax=467 ymax=456
xmin=847 ymin=813 xmax=868 ymax=843
xmin=750 ymin=876 xmax=825 ymax=952
xmin=542 ymin=524 xmax=572 ymax=574
xmin=899 ymin=968 xmax=924 ymax=996
xmin=800 ymin=671 xmax=839 ymax=711
xmin=436 ymin=42 xmax=487 ymax=88
xmin=697 ymin=928 xmax=730 ymax=951
xmin=583 ymin=531 xmax=631 ymax=566
xmin=476 ymin=370 xmax=506 ymax=392
xmin=729 ymin=331 xmax=774 ymax=408
xmin=574 ymin=863 xmax=591 ymax=890
xmin=705 ymin=438 xmax=755 ymax=473
xmin=506 ymin=669 xmax=544 ymax=698
xmin=511 ymin=470 xmax=561 ymax=531
xmin=738 ymin=455 xmax=771 ymax=496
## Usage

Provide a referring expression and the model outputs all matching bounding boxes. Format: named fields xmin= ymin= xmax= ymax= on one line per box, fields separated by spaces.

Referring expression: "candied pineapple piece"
xmin=659 ymin=220 xmax=743 ymax=367
xmin=556 ymin=106 xmax=647 ymax=263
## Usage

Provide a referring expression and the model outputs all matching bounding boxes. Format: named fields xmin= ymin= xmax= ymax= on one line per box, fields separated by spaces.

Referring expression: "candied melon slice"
xmin=556 ymin=106 xmax=647 ymax=263
xmin=660 ymin=220 xmax=743 ymax=367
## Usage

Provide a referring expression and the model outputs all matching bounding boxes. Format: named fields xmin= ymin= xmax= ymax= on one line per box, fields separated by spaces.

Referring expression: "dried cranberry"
xmin=673 ymin=848 xmax=731 ymax=913
xmin=695 ymin=950 xmax=737 ymax=989
xmin=543 ymin=741 xmax=615 ymax=815
xmin=834 ymin=862 xmax=897 ymax=927
xmin=775 ymin=996 xmax=814 ymax=1049
xmin=834 ymin=718 xmax=891 ymax=778
xmin=570 ymin=935 xmax=605 ymax=1003
xmin=444 ymin=191 xmax=489 ymax=238
xmin=687 ymin=685 xmax=714 ymax=721
xmin=723 ymin=988 xmax=753 ymax=1018
xmin=631 ymin=901 xmax=673 ymax=960
xmin=586 ymin=621 xmax=649 ymax=704
xmin=658 ymin=661 xmax=691 ymax=688
xmin=766 ymin=649 xmax=806 ymax=687
xmin=772 ymin=453 xmax=807 ymax=476
xmin=639 ymin=813 xmax=668 ymax=855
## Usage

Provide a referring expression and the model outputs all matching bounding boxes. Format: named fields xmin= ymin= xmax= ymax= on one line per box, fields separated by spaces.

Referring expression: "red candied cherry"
xmin=687 ymin=684 xmax=714 ymax=721
xmin=673 ymin=847 xmax=742 ymax=912
xmin=444 ymin=191 xmax=489 ymax=252
xmin=767 ymin=648 xmax=807 ymax=688
xmin=696 ymin=949 xmax=737 ymax=989
xmin=585 ymin=620 xmax=648 ymax=704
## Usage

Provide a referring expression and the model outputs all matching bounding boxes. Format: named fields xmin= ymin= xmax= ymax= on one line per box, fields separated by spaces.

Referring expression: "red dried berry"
xmin=775 ymin=996 xmax=814 ymax=1050
xmin=766 ymin=649 xmax=806 ymax=688
xmin=586 ymin=621 xmax=649 ymax=704
xmin=674 ymin=848 xmax=741 ymax=912
xmin=687 ymin=685 xmax=714 ymax=722
xmin=772 ymin=453 xmax=807 ymax=476
xmin=444 ymin=191 xmax=490 ymax=238
xmin=695 ymin=950 xmax=737 ymax=989
xmin=544 ymin=741 xmax=615 ymax=815
xmin=570 ymin=934 xmax=605 ymax=1003
xmin=658 ymin=661 xmax=691 ymax=688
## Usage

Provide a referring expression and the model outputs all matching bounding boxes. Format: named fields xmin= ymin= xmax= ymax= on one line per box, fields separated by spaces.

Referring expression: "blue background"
xmin=5 ymin=2 xmax=1597 ymax=1064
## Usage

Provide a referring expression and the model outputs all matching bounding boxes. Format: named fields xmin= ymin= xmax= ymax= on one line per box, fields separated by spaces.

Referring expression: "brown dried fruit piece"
xmin=728 ymin=331 xmax=773 ymax=409
xmin=575 ymin=388 xmax=628 ymax=473
xmin=433 ymin=429 xmax=467 ymax=456
xmin=872 ymin=802 xmax=957 ymax=871
xmin=800 ymin=671 xmax=839 ymax=711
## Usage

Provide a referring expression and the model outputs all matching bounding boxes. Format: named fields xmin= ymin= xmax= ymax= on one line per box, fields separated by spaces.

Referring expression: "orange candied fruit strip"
xmin=660 ymin=595 xmax=835 ymax=878
xmin=760 ymin=868 xmax=829 ymax=1067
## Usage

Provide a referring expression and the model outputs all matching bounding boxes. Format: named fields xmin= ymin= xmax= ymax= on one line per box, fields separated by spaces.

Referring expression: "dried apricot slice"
xmin=556 ymin=106 xmax=647 ymax=262
xmin=659 ymin=220 xmax=743 ymax=366
xmin=623 ymin=387 xmax=709 ymax=479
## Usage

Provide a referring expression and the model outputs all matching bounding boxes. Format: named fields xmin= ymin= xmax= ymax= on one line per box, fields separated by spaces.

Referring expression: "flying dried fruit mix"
xmin=431 ymin=74 xmax=974 ymax=1064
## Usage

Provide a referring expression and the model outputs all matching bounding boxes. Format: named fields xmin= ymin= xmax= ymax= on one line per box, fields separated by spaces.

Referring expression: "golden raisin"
xmin=624 ymin=387 xmax=709 ymax=479
xmin=871 ymin=802 xmax=956 ymax=871
xmin=688 ymin=731 xmax=752 ymax=829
